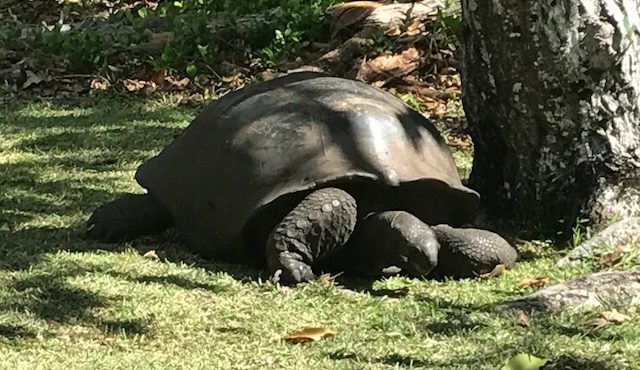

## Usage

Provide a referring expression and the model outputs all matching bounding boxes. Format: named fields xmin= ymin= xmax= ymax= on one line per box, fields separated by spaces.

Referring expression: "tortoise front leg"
xmin=430 ymin=225 xmax=518 ymax=278
xmin=87 ymin=193 xmax=173 ymax=242
xmin=265 ymin=187 xmax=357 ymax=285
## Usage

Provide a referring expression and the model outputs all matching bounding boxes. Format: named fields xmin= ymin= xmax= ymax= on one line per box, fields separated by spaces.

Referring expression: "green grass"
xmin=1 ymin=98 xmax=639 ymax=370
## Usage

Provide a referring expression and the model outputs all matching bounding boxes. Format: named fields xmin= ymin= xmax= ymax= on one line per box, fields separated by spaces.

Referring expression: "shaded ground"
xmin=0 ymin=1 xmax=465 ymax=130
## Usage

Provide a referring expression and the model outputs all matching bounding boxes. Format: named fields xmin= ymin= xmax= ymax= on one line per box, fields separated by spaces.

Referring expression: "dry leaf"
xmin=257 ymin=70 xmax=279 ymax=81
xmin=221 ymin=73 xmax=245 ymax=89
xmin=315 ymin=272 xmax=342 ymax=286
xmin=385 ymin=25 xmax=401 ymax=36
xmin=22 ymin=70 xmax=43 ymax=89
xmin=90 ymin=78 xmax=110 ymax=90
xmin=586 ymin=317 xmax=612 ymax=329
xmin=123 ymin=78 xmax=153 ymax=92
xmin=447 ymin=135 xmax=473 ymax=150
xmin=149 ymin=31 xmax=175 ymax=44
xmin=151 ymin=69 xmax=190 ymax=90
xmin=587 ymin=310 xmax=631 ymax=329
xmin=424 ymin=99 xmax=447 ymax=116
xmin=479 ymin=264 xmax=506 ymax=278
xmin=515 ymin=311 xmax=530 ymax=327
xmin=143 ymin=250 xmax=159 ymax=260
xmin=167 ymin=76 xmax=189 ymax=88
xmin=285 ymin=327 xmax=337 ymax=344
xmin=600 ymin=310 xmax=631 ymax=323
xmin=517 ymin=276 xmax=550 ymax=289
xmin=404 ymin=19 xmax=423 ymax=36
xmin=361 ymin=47 xmax=421 ymax=85
xmin=598 ymin=246 xmax=624 ymax=267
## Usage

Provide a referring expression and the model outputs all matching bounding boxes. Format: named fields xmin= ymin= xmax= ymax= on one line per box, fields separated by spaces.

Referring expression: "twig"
xmin=50 ymin=74 xmax=102 ymax=80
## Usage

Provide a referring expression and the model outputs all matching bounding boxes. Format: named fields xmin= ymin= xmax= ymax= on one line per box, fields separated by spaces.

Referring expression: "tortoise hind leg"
xmin=265 ymin=187 xmax=357 ymax=285
xmin=87 ymin=193 xmax=173 ymax=242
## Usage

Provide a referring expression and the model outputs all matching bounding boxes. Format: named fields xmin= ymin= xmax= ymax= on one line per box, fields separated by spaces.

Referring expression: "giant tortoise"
xmin=87 ymin=72 xmax=517 ymax=284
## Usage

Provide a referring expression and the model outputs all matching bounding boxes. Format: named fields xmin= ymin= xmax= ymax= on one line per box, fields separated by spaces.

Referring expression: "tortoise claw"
xmin=268 ymin=251 xmax=315 ymax=285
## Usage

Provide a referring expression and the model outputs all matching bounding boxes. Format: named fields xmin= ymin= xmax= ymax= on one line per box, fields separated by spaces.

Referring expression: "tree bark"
xmin=460 ymin=0 xmax=640 ymax=229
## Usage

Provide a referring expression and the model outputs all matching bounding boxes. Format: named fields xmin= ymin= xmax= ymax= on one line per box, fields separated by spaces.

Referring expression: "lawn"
xmin=1 ymin=98 xmax=638 ymax=370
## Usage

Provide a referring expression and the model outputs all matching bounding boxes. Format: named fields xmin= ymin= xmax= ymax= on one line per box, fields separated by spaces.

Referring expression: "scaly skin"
xmin=348 ymin=211 xmax=440 ymax=277
xmin=431 ymin=224 xmax=518 ymax=278
xmin=87 ymin=193 xmax=172 ymax=242
xmin=265 ymin=187 xmax=357 ymax=285
xmin=87 ymin=191 xmax=518 ymax=283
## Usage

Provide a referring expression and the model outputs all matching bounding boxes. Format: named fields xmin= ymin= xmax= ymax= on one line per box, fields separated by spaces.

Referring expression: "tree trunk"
xmin=460 ymin=0 xmax=640 ymax=229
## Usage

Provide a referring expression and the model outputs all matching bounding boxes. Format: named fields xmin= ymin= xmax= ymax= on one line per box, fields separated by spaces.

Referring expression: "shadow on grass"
xmin=12 ymin=277 xmax=104 ymax=322
xmin=381 ymin=354 xmax=428 ymax=367
xmin=1 ymin=98 xmax=188 ymax=261
xmin=424 ymin=311 xmax=487 ymax=336
xmin=1 ymin=98 xmax=263 ymax=273
xmin=126 ymin=231 xmax=267 ymax=283
xmin=327 ymin=349 xmax=505 ymax=369
xmin=100 ymin=318 xmax=153 ymax=335
xmin=0 ymin=227 xmax=98 ymax=270
xmin=327 ymin=349 xmax=616 ymax=369
xmin=543 ymin=355 xmax=613 ymax=370
xmin=415 ymin=295 xmax=494 ymax=312
xmin=534 ymin=315 xmax=632 ymax=342
xmin=328 ymin=352 xmax=429 ymax=368
xmin=136 ymin=274 xmax=234 ymax=292
xmin=0 ymin=98 xmax=263 ymax=339
xmin=0 ymin=324 xmax=37 ymax=340
xmin=330 ymin=275 xmax=456 ymax=299
xmin=215 ymin=326 xmax=252 ymax=335
xmin=516 ymin=248 xmax=540 ymax=262
xmin=0 ymin=236 xmax=266 ymax=342
xmin=0 ymin=262 xmax=151 ymax=335
xmin=0 ymin=258 xmax=200 ymax=342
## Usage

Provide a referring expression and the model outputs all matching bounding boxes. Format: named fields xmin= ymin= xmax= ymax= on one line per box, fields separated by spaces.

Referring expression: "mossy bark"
xmin=460 ymin=0 xmax=640 ymax=229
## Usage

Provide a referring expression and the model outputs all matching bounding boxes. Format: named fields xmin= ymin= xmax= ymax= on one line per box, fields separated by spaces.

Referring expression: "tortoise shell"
xmin=135 ymin=72 xmax=479 ymax=265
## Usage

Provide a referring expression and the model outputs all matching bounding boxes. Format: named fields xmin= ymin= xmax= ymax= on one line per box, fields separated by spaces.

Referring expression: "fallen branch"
xmin=329 ymin=0 xmax=450 ymax=35
xmin=394 ymin=81 xmax=455 ymax=99
xmin=294 ymin=0 xmax=451 ymax=76
xmin=499 ymin=270 xmax=640 ymax=312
